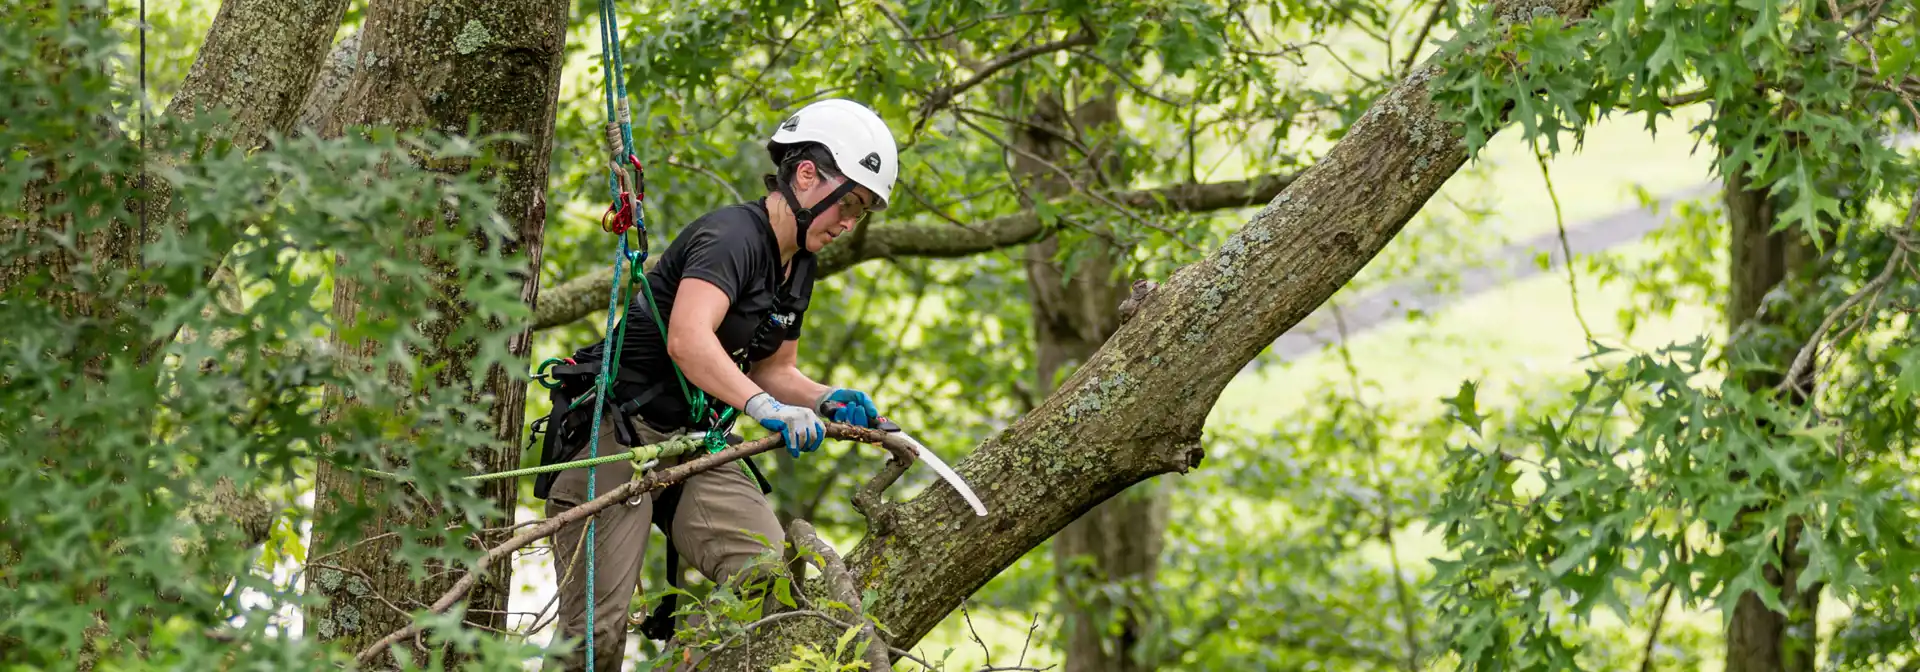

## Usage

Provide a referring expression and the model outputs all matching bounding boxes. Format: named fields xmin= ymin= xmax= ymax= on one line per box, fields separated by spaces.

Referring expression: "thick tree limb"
xmin=531 ymin=174 xmax=1295 ymax=332
xmin=167 ymin=0 xmax=352 ymax=149
xmin=770 ymin=0 xmax=1604 ymax=656
xmin=293 ymin=30 xmax=361 ymax=133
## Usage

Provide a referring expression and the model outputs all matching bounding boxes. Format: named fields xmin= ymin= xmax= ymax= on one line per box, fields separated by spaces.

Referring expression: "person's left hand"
xmin=815 ymin=388 xmax=880 ymax=428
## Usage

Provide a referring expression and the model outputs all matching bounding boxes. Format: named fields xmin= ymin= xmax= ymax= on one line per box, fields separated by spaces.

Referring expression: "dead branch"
xmin=352 ymin=423 xmax=917 ymax=664
xmin=790 ymin=519 xmax=892 ymax=672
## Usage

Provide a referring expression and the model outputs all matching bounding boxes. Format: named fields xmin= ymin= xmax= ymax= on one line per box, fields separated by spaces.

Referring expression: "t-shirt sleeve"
xmin=676 ymin=217 xmax=759 ymax=304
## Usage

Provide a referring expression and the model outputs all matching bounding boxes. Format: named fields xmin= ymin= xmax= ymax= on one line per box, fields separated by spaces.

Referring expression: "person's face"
xmin=794 ymin=163 xmax=874 ymax=253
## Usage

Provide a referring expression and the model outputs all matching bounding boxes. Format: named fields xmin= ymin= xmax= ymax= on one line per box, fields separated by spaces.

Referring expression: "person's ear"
xmin=795 ymin=160 xmax=817 ymax=191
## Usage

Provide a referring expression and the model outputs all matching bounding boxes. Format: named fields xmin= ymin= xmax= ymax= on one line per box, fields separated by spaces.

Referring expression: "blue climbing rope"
xmin=572 ymin=0 xmax=752 ymax=660
xmin=582 ymin=0 xmax=638 ymax=665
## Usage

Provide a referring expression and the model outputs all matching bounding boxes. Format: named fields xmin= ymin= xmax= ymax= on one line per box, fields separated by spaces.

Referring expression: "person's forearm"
xmin=750 ymin=365 xmax=829 ymax=409
xmin=666 ymin=330 xmax=766 ymax=412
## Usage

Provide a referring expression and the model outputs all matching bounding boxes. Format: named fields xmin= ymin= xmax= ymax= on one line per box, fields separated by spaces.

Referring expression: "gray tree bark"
xmin=696 ymin=0 xmax=1606 ymax=664
xmin=167 ymin=0 xmax=353 ymax=149
xmin=303 ymin=0 xmax=566 ymax=662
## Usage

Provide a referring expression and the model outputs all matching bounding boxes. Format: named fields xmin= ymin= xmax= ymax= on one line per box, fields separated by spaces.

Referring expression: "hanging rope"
xmin=137 ymin=0 xmax=147 ymax=257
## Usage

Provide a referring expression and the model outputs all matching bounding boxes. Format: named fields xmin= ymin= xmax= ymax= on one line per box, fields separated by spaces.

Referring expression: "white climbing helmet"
xmin=766 ymin=98 xmax=898 ymax=211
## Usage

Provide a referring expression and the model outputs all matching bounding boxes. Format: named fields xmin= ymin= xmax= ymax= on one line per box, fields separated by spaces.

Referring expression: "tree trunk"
xmin=699 ymin=0 xmax=1604 ymax=664
xmin=3 ymin=0 xmax=349 ymax=665
xmin=1036 ymin=222 xmax=1169 ymax=672
xmin=304 ymin=0 xmax=565 ymax=661
xmin=1009 ymin=89 xmax=1169 ymax=672
xmin=167 ymin=0 xmax=352 ymax=149
xmin=1722 ymin=148 xmax=1823 ymax=672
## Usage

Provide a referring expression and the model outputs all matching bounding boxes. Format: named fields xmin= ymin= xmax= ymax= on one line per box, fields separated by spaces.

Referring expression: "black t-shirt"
xmin=571 ymin=198 xmax=815 ymax=428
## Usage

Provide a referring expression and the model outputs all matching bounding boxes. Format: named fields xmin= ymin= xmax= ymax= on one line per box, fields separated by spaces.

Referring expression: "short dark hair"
xmin=763 ymin=142 xmax=842 ymax=193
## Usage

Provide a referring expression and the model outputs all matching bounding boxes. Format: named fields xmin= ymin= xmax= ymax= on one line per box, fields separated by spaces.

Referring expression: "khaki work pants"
xmin=542 ymin=416 xmax=785 ymax=672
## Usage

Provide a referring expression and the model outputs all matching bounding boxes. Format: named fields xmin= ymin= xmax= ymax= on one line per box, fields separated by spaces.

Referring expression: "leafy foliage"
xmin=2 ymin=3 xmax=536 ymax=667
xmin=1417 ymin=0 xmax=1920 ymax=667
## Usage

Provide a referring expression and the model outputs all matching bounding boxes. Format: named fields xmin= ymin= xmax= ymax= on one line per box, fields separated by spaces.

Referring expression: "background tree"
xmin=1426 ymin=0 xmax=1920 ymax=669
xmin=301 ymin=0 xmax=568 ymax=663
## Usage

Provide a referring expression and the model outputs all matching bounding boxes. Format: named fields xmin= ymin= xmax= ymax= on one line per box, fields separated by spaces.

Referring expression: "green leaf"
xmin=773 ymin=576 xmax=797 ymax=609
xmin=1892 ymin=346 xmax=1920 ymax=403
xmin=1443 ymin=380 xmax=1486 ymax=436
xmin=834 ymin=623 xmax=863 ymax=659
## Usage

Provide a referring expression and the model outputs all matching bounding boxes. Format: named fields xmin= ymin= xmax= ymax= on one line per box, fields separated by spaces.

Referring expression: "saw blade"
xmin=893 ymin=430 xmax=988 ymax=517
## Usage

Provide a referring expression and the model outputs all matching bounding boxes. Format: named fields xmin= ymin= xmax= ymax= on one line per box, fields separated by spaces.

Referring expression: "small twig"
xmin=675 ymin=12 xmax=821 ymax=139
xmin=1638 ymin=582 xmax=1678 ymax=672
xmin=953 ymin=112 xmax=1198 ymax=250
xmin=307 ymin=561 xmax=416 ymax=625
xmin=913 ymin=32 xmax=1098 ymax=137
xmin=664 ymin=156 xmax=743 ymax=202
xmin=1060 ymin=48 xmax=1186 ymax=107
xmin=1777 ymin=187 xmax=1920 ymax=396
xmin=1016 ymin=612 xmax=1041 ymax=667
xmin=1331 ymin=305 xmax=1423 ymax=670
xmin=1535 ymin=147 xmax=1594 ymax=344
xmin=1400 ymin=0 xmax=1449 ymax=77
xmin=1843 ymin=0 xmax=1890 ymax=38
xmin=961 ymin=601 xmax=994 ymax=667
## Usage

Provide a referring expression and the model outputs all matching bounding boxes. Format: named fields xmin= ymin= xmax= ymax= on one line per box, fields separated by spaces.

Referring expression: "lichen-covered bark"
xmin=305 ymin=0 xmax=565 ymax=661
xmin=1010 ymin=89 xmax=1171 ymax=672
xmin=168 ymin=0 xmax=352 ymax=149
xmin=295 ymin=30 xmax=362 ymax=133
xmin=529 ymin=174 xmax=1294 ymax=332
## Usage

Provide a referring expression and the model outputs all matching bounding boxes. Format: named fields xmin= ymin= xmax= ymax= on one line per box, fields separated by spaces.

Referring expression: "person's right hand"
xmin=744 ymin=392 xmax=825 ymax=457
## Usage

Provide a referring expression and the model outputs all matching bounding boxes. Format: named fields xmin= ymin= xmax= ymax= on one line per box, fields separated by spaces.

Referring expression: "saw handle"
xmin=822 ymin=401 xmax=899 ymax=432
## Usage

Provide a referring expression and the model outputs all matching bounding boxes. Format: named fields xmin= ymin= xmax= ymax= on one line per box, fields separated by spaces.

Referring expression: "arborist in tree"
xmin=532 ymin=98 xmax=901 ymax=671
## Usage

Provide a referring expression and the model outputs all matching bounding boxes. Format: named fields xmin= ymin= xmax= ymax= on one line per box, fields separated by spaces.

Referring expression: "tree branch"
xmin=1776 ymin=186 xmax=1919 ymax=396
xmin=912 ymin=32 xmax=1099 ymax=137
xmin=1399 ymin=0 xmax=1449 ymax=77
xmin=293 ymin=29 xmax=360 ymax=133
xmin=352 ymin=424 xmax=915 ymax=664
xmin=789 ymin=519 xmax=892 ymax=672
xmin=816 ymin=0 xmax=1606 ymax=652
xmin=1639 ymin=582 xmax=1678 ymax=672
xmin=167 ymin=0 xmax=352 ymax=149
xmin=531 ymin=174 xmax=1295 ymax=331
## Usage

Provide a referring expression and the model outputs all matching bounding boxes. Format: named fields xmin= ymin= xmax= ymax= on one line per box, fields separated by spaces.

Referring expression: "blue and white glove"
xmin=814 ymin=388 xmax=880 ymax=428
xmin=745 ymin=392 xmax=825 ymax=457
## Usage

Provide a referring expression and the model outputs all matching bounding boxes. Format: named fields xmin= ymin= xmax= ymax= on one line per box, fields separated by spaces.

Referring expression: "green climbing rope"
xmin=348 ymin=434 xmax=703 ymax=483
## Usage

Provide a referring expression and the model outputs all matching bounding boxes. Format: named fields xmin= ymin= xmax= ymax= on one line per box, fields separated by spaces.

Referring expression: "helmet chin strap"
xmin=773 ymin=176 xmax=860 ymax=245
